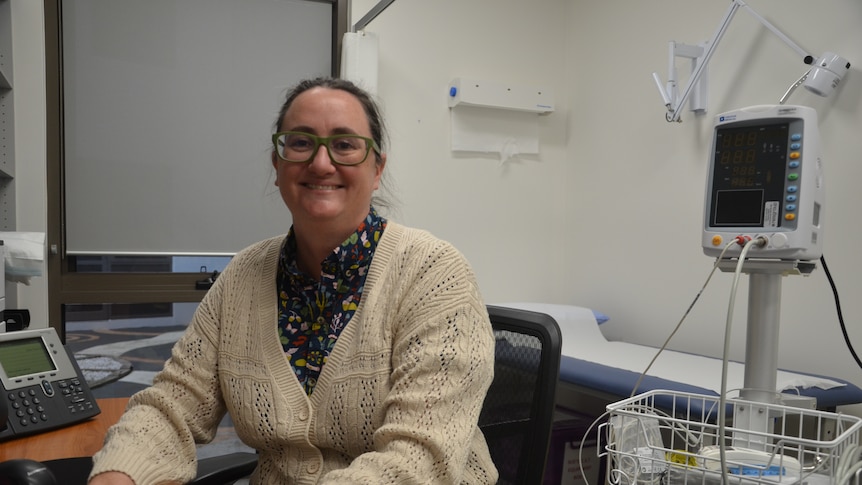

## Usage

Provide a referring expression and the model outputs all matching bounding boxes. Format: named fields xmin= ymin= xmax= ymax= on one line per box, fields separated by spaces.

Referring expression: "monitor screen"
xmin=708 ymin=121 xmax=792 ymax=228
xmin=0 ymin=337 xmax=57 ymax=378
xmin=713 ymin=189 xmax=765 ymax=226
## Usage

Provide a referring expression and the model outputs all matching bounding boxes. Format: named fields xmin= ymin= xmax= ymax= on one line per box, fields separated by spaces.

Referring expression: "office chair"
xmin=482 ymin=304 xmax=563 ymax=485
xmin=0 ymin=306 xmax=562 ymax=485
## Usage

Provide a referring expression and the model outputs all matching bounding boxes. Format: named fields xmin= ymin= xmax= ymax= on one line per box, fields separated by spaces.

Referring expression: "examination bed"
xmin=498 ymin=302 xmax=862 ymax=416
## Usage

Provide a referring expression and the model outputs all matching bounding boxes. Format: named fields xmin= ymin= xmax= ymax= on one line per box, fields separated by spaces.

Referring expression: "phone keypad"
xmin=4 ymin=379 xmax=96 ymax=430
xmin=6 ymin=389 xmax=48 ymax=427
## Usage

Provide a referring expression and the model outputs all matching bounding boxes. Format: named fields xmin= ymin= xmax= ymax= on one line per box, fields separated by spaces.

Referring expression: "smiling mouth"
xmin=304 ymin=183 xmax=341 ymax=190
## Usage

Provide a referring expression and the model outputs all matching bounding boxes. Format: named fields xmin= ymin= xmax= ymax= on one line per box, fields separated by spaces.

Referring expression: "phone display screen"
xmin=0 ymin=337 xmax=57 ymax=378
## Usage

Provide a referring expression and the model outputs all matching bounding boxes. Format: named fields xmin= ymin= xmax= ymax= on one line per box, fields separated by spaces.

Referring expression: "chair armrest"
xmin=188 ymin=452 xmax=258 ymax=485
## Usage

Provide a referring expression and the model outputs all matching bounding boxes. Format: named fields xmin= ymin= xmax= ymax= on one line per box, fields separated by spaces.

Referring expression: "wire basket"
xmin=602 ymin=390 xmax=862 ymax=485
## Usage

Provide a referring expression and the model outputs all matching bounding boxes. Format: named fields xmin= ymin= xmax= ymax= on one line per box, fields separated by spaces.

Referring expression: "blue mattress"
xmin=559 ymin=354 xmax=862 ymax=416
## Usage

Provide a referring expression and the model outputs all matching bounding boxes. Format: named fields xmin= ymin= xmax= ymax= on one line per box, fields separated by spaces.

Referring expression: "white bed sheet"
xmin=500 ymin=302 xmax=844 ymax=395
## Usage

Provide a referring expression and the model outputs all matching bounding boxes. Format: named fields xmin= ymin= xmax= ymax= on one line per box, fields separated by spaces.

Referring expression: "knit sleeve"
xmin=320 ymin=235 xmax=497 ymax=484
xmin=89 ymin=271 xmax=230 ymax=485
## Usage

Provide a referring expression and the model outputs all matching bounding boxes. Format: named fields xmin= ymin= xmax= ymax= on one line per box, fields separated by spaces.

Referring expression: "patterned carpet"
xmin=66 ymin=326 xmax=186 ymax=399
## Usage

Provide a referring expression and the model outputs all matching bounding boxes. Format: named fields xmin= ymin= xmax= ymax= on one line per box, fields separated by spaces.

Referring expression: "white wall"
xmin=351 ymin=0 xmax=862 ymax=415
xmin=11 ymin=0 xmax=862 ymax=415
xmin=350 ymin=0 xmax=575 ymax=304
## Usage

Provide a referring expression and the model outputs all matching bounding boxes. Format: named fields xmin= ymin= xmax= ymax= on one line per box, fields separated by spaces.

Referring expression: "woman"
xmin=88 ymin=77 xmax=498 ymax=484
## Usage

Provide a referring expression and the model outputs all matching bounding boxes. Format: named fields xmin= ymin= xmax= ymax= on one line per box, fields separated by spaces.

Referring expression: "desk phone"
xmin=0 ymin=327 xmax=100 ymax=441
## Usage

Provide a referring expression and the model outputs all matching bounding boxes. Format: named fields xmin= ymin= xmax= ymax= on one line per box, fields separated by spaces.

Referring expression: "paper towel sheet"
xmin=0 ymin=231 xmax=46 ymax=284
xmin=450 ymin=105 xmax=538 ymax=162
xmin=341 ymin=31 xmax=379 ymax=95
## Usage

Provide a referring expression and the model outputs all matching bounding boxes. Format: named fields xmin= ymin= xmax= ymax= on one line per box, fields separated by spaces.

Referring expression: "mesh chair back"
xmin=480 ymin=305 xmax=563 ymax=485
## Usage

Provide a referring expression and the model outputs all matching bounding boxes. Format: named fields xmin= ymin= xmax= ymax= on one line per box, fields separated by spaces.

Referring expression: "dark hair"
xmin=273 ymin=77 xmax=387 ymax=167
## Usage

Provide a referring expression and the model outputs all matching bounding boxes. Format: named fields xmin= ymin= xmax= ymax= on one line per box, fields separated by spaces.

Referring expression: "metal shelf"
xmin=0 ymin=0 xmax=14 ymax=232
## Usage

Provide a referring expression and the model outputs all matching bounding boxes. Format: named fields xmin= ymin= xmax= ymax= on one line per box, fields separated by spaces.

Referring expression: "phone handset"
xmin=1 ymin=393 xmax=8 ymax=431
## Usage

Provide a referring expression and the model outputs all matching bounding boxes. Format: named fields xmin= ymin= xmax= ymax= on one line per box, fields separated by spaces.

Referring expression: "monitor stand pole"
xmin=718 ymin=259 xmax=816 ymax=450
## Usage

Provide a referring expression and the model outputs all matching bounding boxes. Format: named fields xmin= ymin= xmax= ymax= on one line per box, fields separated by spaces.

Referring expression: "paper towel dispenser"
xmin=447 ymin=78 xmax=554 ymax=114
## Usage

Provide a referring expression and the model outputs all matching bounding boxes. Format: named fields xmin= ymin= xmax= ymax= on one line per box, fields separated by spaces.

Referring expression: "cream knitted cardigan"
xmin=90 ymin=223 xmax=498 ymax=484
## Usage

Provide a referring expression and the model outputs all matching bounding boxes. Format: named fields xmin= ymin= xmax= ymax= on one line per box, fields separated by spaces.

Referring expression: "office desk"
xmin=0 ymin=397 xmax=129 ymax=462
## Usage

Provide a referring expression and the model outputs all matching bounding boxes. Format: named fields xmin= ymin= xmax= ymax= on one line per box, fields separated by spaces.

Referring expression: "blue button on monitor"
xmin=786 ymin=195 xmax=797 ymax=202
xmin=789 ymin=161 xmax=800 ymax=168
xmin=790 ymin=143 xmax=801 ymax=150
xmin=787 ymin=186 xmax=798 ymax=193
xmin=786 ymin=204 xmax=797 ymax=211
xmin=791 ymin=133 xmax=802 ymax=141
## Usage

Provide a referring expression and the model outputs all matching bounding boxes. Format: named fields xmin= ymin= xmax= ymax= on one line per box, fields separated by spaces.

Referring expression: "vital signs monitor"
xmin=703 ymin=105 xmax=824 ymax=261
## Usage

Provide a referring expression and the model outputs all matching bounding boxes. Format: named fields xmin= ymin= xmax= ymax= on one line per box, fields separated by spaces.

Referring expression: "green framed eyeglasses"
xmin=272 ymin=131 xmax=380 ymax=166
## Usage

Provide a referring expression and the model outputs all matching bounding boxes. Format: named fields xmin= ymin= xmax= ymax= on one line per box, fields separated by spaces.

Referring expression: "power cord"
xmin=625 ymin=236 xmax=761 ymax=484
xmin=630 ymin=239 xmax=739 ymax=397
xmin=717 ymin=236 xmax=764 ymax=485
xmin=598 ymin=406 xmax=672 ymax=485
xmin=598 ymin=402 xmax=706 ymax=485
xmin=621 ymin=236 xmax=752 ymax=485
xmin=835 ymin=443 xmax=862 ymax=485
xmin=819 ymin=254 xmax=862 ymax=371
xmin=579 ymin=411 xmax=610 ymax=485
xmin=818 ymin=254 xmax=862 ymax=485
xmin=710 ymin=247 xmax=858 ymax=485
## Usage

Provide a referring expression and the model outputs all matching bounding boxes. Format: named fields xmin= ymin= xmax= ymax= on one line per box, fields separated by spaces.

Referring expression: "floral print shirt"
xmin=277 ymin=208 xmax=387 ymax=395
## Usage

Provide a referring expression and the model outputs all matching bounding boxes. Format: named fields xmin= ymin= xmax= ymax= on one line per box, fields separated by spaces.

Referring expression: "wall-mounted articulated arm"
xmin=654 ymin=0 xmax=848 ymax=123
xmin=352 ymin=0 xmax=397 ymax=32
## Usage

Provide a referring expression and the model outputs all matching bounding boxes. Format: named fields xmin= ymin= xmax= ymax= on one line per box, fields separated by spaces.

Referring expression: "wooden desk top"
xmin=0 ymin=397 xmax=129 ymax=462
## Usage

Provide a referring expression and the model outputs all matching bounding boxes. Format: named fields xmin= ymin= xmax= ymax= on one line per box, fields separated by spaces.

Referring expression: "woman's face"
xmin=272 ymin=87 xmax=385 ymax=231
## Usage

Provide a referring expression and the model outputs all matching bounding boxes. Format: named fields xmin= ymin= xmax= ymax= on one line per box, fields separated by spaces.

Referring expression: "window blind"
xmin=62 ymin=0 xmax=332 ymax=255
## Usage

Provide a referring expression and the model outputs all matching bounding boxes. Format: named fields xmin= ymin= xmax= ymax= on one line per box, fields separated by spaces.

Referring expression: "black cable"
xmin=820 ymin=254 xmax=862 ymax=371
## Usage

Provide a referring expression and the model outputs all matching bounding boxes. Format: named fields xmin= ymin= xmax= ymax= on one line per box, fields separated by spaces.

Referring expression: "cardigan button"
xmin=298 ymin=408 xmax=309 ymax=421
xmin=307 ymin=461 xmax=320 ymax=474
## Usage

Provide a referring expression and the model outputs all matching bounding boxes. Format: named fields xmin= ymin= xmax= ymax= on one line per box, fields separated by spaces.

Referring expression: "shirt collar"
xmin=282 ymin=207 xmax=387 ymax=279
